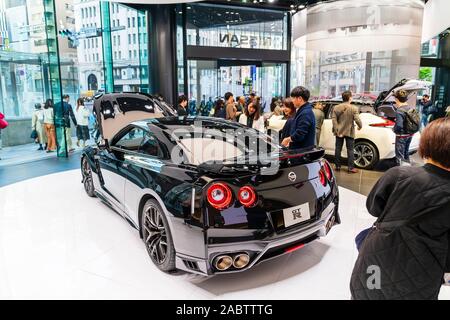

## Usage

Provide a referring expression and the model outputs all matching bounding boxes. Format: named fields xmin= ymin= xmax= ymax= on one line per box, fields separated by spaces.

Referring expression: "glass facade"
xmin=186 ymin=3 xmax=288 ymax=50
xmin=0 ymin=0 xmax=151 ymax=149
xmin=187 ymin=61 xmax=287 ymax=113
xmin=183 ymin=3 xmax=290 ymax=113
xmin=291 ymin=0 xmax=424 ymax=101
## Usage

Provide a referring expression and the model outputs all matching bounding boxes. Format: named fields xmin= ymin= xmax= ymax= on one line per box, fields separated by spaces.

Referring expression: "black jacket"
xmin=350 ymin=164 xmax=450 ymax=300
xmin=289 ymin=103 xmax=316 ymax=150
xmin=177 ymin=105 xmax=187 ymax=116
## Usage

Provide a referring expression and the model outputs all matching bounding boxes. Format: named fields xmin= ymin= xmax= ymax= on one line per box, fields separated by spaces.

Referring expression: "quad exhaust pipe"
xmin=214 ymin=253 xmax=250 ymax=271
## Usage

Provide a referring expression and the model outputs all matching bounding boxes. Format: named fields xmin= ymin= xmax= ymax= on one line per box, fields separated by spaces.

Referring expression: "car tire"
xmin=81 ymin=157 xmax=96 ymax=197
xmin=141 ymin=199 xmax=177 ymax=273
xmin=353 ymin=141 xmax=379 ymax=170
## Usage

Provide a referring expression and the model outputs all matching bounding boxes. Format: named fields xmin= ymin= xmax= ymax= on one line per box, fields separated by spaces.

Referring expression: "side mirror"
xmin=97 ymin=139 xmax=109 ymax=150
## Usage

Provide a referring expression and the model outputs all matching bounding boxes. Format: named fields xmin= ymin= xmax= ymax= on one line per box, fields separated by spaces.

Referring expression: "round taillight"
xmin=324 ymin=162 xmax=332 ymax=181
xmin=319 ymin=170 xmax=327 ymax=187
xmin=238 ymin=186 xmax=258 ymax=208
xmin=207 ymin=183 xmax=233 ymax=210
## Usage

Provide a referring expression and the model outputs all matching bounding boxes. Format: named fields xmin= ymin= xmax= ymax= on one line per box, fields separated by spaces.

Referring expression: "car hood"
xmin=94 ymin=93 xmax=176 ymax=142
xmin=373 ymin=79 xmax=430 ymax=111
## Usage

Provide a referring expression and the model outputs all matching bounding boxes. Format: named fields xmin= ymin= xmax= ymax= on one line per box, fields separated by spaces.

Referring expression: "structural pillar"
xmin=148 ymin=4 xmax=177 ymax=105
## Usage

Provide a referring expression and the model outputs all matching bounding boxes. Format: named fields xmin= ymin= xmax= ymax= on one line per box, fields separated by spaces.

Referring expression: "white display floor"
xmin=0 ymin=170 xmax=448 ymax=300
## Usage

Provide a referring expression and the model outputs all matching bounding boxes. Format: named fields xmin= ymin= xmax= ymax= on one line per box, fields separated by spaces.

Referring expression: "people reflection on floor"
xmin=393 ymin=90 xmax=416 ymax=166
xmin=350 ymin=118 xmax=450 ymax=300
xmin=176 ymin=95 xmax=188 ymax=116
xmin=239 ymin=96 xmax=265 ymax=133
xmin=279 ymin=98 xmax=296 ymax=141
xmin=43 ymin=99 xmax=56 ymax=153
xmin=75 ymin=98 xmax=91 ymax=148
xmin=32 ymin=103 xmax=47 ymax=151
xmin=332 ymin=91 xmax=362 ymax=173
xmin=313 ymin=102 xmax=325 ymax=145
xmin=281 ymin=86 xmax=316 ymax=150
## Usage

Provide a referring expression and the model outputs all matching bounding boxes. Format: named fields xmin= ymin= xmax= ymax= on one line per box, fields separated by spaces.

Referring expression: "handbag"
xmin=0 ymin=113 xmax=8 ymax=129
xmin=30 ymin=130 xmax=38 ymax=140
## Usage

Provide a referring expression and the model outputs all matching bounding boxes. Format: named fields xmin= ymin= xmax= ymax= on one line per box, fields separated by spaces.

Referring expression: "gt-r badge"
xmin=288 ymin=172 xmax=297 ymax=182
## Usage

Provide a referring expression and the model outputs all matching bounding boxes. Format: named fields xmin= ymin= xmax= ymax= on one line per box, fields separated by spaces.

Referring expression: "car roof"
xmin=313 ymin=99 xmax=374 ymax=106
xmin=133 ymin=116 xmax=248 ymax=129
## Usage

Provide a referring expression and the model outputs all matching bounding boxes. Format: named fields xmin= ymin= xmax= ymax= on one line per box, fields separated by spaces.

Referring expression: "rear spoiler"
xmin=198 ymin=147 xmax=326 ymax=175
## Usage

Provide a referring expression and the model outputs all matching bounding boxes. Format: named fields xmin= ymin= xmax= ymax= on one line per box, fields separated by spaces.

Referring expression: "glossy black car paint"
xmin=82 ymin=93 xmax=340 ymax=275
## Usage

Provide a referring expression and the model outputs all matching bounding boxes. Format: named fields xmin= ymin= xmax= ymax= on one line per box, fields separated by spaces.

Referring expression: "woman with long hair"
xmin=43 ymin=99 xmax=56 ymax=152
xmin=239 ymin=97 xmax=265 ymax=132
xmin=213 ymin=98 xmax=226 ymax=119
xmin=280 ymin=98 xmax=296 ymax=141
xmin=350 ymin=118 xmax=450 ymax=300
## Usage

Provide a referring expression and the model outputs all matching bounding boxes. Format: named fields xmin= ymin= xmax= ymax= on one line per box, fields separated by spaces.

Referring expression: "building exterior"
xmin=73 ymin=0 xmax=146 ymax=95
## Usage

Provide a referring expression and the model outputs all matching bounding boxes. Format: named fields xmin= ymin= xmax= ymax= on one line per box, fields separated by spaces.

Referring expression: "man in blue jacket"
xmin=281 ymin=86 xmax=316 ymax=150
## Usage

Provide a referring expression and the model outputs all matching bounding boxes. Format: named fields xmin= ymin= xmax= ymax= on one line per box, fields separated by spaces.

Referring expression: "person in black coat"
xmin=281 ymin=86 xmax=316 ymax=150
xmin=177 ymin=95 xmax=188 ymax=116
xmin=350 ymin=117 xmax=450 ymax=300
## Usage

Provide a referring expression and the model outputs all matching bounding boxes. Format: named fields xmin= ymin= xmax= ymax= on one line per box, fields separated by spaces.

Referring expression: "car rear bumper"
xmin=174 ymin=201 xmax=338 ymax=276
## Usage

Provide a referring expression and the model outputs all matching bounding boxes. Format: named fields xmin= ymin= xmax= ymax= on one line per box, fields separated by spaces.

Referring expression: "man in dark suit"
xmin=54 ymin=94 xmax=78 ymax=153
xmin=281 ymin=86 xmax=316 ymax=150
xmin=177 ymin=95 xmax=188 ymax=116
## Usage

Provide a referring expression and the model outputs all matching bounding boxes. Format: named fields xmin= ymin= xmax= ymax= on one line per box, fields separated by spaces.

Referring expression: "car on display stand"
xmin=81 ymin=92 xmax=340 ymax=276
xmin=268 ymin=79 xmax=429 ymax=170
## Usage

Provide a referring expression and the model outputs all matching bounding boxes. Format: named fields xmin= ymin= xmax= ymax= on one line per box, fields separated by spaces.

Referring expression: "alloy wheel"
xmin=82 ymin=158 xmax=95 ymax=196
xmin=354 ymin=144 xmax=375 ymax=169
xmin=143 ymin=205 xmax=168 ymax=265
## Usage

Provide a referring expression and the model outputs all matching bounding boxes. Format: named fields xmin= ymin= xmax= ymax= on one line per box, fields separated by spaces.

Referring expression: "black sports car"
xmin=81 ymin=93 xmax=340 ymax=275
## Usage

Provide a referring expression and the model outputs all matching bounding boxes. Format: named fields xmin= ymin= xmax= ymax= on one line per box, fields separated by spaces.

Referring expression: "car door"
xmin=319 ymin=103 xmax=335 ymax=155
xmin=123 ymin=129 xmax=167 ymax=226
xmin=99 ymin=126 xmax=146 ymax=214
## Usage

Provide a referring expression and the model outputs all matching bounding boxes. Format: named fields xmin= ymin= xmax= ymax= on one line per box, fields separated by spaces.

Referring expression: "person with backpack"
xmin=350 ymin=118 xmax=450 ymax=300
xmin=393 ymin=89 xmax=420 ymax=166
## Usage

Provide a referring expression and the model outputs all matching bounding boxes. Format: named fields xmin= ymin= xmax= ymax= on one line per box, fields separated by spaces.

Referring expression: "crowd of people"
xmin=15 ymin=95 xmax=91 ymax=155
xmin=176 ymin=87 xmax=449 ymax=172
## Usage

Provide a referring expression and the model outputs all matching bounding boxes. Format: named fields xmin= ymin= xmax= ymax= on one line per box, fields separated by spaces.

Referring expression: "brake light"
xmin=370 ymin=118 xmax=395 ymax=127
xmin=207 ymin=183 xmax=233 ymax=210
xmin=319 ymin=170 xmax=327 ymax=187
xmin=323 ymin=161 xmax=332 ymax=181
xmin=238 ymin=186 xmax=258 ymax=208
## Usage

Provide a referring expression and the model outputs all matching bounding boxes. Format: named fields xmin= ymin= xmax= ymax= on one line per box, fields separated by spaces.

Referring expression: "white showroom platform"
xmin=0 ymin=170 xmax=449 ymax=300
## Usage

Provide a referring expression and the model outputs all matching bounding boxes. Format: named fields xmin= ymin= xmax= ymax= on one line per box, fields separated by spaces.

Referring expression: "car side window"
xmin=139 ymin=132 xmax=160 ymax=157
xmin=114 ymin=127 xmax=145 ymax=151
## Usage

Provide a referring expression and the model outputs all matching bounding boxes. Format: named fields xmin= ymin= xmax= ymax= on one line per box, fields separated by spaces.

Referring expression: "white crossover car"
xmin=268 ymin=79 xmax=429 ymax=170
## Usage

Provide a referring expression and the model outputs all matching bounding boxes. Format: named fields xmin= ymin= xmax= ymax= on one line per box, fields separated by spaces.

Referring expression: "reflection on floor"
xmin=0 ymin=137 xmax=91 ymax=168
xmin=328 ymin=153 xmax=424 ymax=196
xmin=0 ymin=170 xmax=448 ymax=299
xmin=0 ymin=154 xmax=81 ymax=187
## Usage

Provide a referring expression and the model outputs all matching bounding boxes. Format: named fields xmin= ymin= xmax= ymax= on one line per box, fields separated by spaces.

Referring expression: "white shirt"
xmin=75 ymin=105 xmax=90 ymax=126
xmin=43 ymin=108 xmax=54 ymax=124
xmin=239 ymin=114 xmax=266 ymax=133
